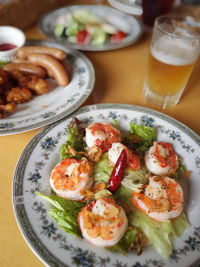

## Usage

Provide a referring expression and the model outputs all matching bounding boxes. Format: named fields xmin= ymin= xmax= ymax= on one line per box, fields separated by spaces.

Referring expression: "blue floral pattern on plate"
xmin=13 ymin=104 xmax=200 ymax=267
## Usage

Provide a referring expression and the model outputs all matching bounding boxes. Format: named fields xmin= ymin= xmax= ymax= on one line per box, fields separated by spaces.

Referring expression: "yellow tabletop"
xmin=0 ymin=5 xmax=200 ymax=267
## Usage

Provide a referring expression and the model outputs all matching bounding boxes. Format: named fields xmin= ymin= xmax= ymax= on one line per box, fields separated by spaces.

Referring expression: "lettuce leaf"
xmin=114 ymin=185 xmax=190 ymax=258
xmin=36 ymin=191 xmax=84 ymax=237
xmin=131 ymin=209 xmax=189 ymax=258
xmin=129 ymin=122 xmax=156 ymax=151
xmin=121 ymin=167 xmax=148 ymax=192
xmin=60 ymin=117 xmax=86 ymax=160
xmin=93 ymin=153 xmax=113 ymax=183
xmin=0 ymin=61 xmax=9 ymax=68
xmin=109 ymin=228 xmax=138 ymax=254
xmin=49 ymin=208 xmax=81 ymax=236
xmin=93 ymin=154 xmax=148 ymax=190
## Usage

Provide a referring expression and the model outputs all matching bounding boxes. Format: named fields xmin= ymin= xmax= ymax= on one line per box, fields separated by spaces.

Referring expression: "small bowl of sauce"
xmin=0 ymin=26 xmax=26 ymax=62
xmin=0 ymin=43 xmax=18 ymax=51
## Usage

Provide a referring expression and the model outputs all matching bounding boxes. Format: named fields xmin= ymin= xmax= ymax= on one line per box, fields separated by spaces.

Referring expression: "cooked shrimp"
xmin=85 ymin=123 xmax=121 ymax=152
xmin=50 ymin=158 xmax=93 ymax=200
xmin=108 ymin=142 xmax=140 ymax=170
xmin=144 ymin=141 xmax=179 ymax=176
xmin=132 ymin=176 xmax=184 ymax=222
xmin=78 ymin=197 xmax=128 ymax=247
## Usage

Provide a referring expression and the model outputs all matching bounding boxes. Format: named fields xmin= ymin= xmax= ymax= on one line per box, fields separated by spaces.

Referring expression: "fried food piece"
xmin=0 ymin=102 xmax=16 ymax=118
xmin=0 ymin=69 xmax=10 ymax=85
xmin=6 ymin=87 xmax=32 ymax=104
xmin=9 ymin=69 xmax=24 ymax=80
xmin=17 ymin=75 xmax=50 ymax=95
xmin=0 ymin=80 xmax=15 ymax=94
xmin=0 ymin=95 xmax=5 ymax=105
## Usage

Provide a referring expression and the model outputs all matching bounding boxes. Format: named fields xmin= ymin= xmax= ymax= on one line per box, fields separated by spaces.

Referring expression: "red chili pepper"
xmin=107 ymin=149 xmax=127 ymax=192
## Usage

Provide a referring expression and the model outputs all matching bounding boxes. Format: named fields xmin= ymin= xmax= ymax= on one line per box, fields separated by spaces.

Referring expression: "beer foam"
xmin=152 ymin=36 xmax=198 ymax=66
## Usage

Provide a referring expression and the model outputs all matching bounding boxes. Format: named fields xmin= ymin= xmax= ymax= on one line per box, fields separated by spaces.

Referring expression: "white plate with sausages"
xmin=0 ymin=39 xmax=95 ymax=135
xmin=39 ymin=5 xmax=143 ymax=51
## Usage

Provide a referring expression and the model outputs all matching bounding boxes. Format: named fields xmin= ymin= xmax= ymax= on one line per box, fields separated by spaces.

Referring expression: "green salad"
xmin=54 ymin=9 xmax=128 ymax=46
xmin=36 ymin=117 xmax=189 ymax=259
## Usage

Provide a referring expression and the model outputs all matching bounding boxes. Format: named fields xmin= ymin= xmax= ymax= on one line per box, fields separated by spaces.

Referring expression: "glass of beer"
xmin=143 ymin=15 xmax=200 ymax=108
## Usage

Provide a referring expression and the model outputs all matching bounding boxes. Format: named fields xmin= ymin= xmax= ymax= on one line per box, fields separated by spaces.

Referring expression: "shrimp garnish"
xmin=145 ymin=141 xmax=179 ymax=176
xmin=49 ymin=158 xmax=93 ymax=200
xmin=132 ymin=176 xmax=184 ymax=222
xmin=108 ymin=142 xmax=140 ymax=170
xmin=78 ymin=198 xmax=128 ymax=247
xmin=85 ymin=123 xmax=121 ymax=152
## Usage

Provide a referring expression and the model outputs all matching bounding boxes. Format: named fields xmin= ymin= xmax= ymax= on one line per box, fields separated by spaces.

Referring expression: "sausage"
xmin=16 ymin=46 xmax=66 ymax=61
xmin=3 ymin=63 xmax=47 ymax=78
xmin=13 ymin=58 xmax=54 ymax=78
xmin=27 ymin=53 xmax=69 ymax=86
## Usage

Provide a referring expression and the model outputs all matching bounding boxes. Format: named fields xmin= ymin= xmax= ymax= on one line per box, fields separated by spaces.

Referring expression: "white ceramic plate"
xmin=0 ymin=40 xmax=94 ymax=135
xmin=39 ymin=5 xmax=143 ymax=51
xmin=13 ymin=104 xmax=200 ymax=267
xmin=108 ymin=0 xmax=143 ymax=15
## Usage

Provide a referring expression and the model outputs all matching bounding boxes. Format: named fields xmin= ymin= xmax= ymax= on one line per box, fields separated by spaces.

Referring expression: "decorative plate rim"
xmin=12 ymin=103 xmax=200 ymax=267
xmin=108 ymin=0 xmax=143 ymax=16
xmin=0 ymin=39 xmax=95 ymax=136
xmin=39 ymin=5 xmax=143 ymax=52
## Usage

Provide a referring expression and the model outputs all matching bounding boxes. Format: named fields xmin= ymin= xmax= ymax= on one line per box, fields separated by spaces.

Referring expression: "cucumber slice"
xmin=73 ymin=9 xmax=101 ymax=24
xmin=91 ymin=28 xmax=107 ymax=46
xmin=65 ymin=20 xmax=79 ymax=36
xmin=54 ymin=24 xmax=65 ymax=37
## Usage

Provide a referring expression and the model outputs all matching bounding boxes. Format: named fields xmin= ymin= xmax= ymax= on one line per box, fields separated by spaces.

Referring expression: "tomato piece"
xmin=111 ymin=31 xmax=127 ymax=42
xmin=76 ymin=29 xmax=90 ymax=44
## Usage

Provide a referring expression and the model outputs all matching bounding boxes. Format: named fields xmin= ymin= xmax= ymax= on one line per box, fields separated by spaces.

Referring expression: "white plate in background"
xmin=108 ymin=0 xmax=143 ymax=15
xmin=39 ymin=5 xmax=143 ymax=51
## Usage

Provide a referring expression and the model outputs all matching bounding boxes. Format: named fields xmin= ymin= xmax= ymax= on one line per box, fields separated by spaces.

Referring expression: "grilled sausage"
xmin=3 ymin=63 xmax=47 ymax=78
xmin=27 ymin=53 xmax=69 ymax=86
xmin=16 ymin=46 xmax=66 ymax=61
xmin=13 ymin=58 xmax=54 ymax=78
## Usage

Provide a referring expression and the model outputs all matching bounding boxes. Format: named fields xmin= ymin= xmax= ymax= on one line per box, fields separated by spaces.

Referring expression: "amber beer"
xmin=143 ymin=23 xmax=200 ymax=108
xmin=144 ymin=15 xmax=200 ymax=108
xmin=147 ymin=53 xmax=195 ymax=96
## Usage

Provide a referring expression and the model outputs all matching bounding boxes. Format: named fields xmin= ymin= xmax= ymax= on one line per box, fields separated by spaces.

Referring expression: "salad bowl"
xmin=13 ymin=104 xmax=200 ymax=266
xmin=39 ymin=5 xmax=143 ymax=51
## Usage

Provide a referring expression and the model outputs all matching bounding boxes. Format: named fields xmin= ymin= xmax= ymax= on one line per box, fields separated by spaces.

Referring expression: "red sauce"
xmin=0 ymin=43 xmax=17 ymax=51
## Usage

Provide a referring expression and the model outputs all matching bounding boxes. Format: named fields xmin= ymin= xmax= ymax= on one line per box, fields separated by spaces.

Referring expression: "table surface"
xmin=1 ymin=2 xmax=200 ymax=267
